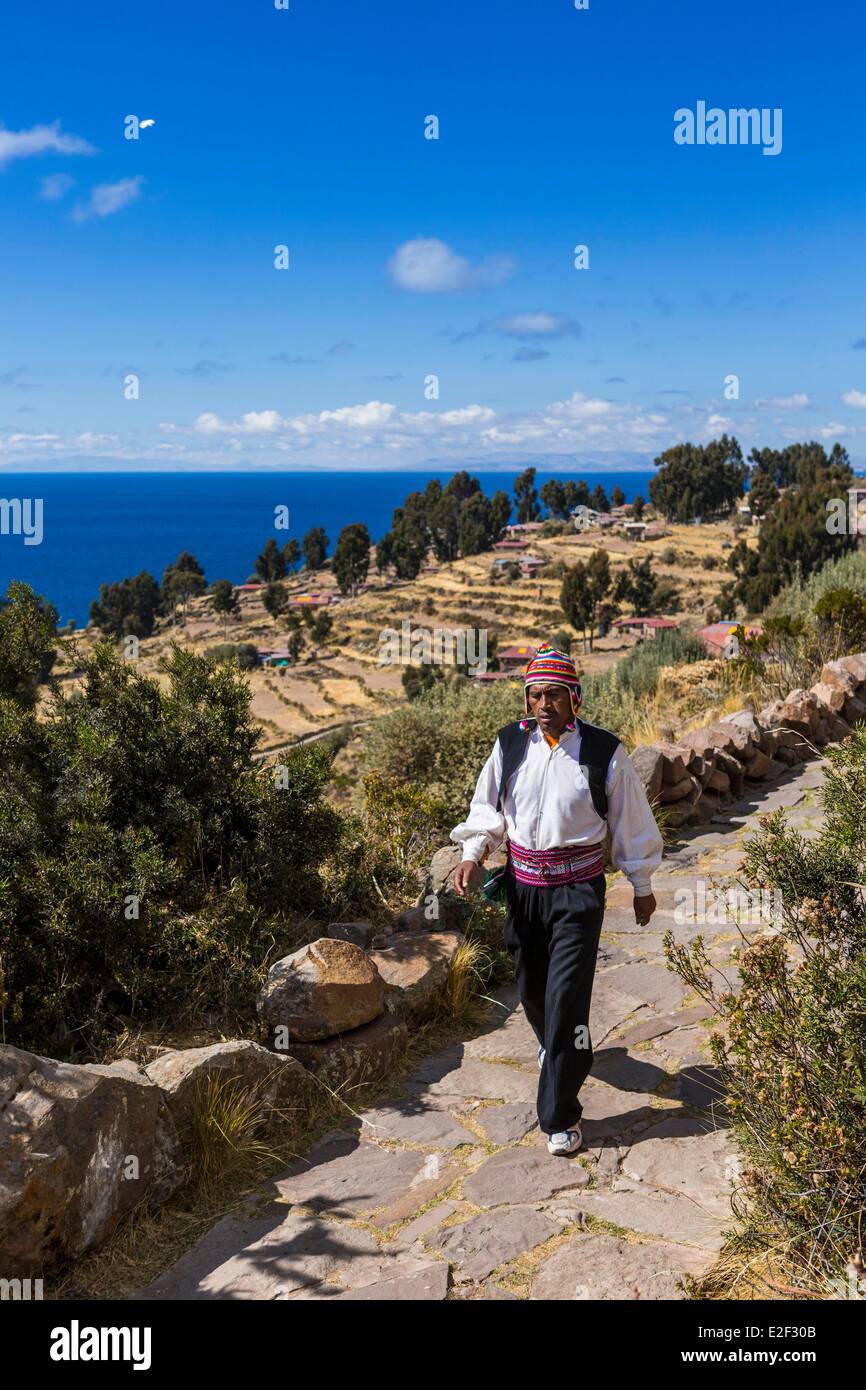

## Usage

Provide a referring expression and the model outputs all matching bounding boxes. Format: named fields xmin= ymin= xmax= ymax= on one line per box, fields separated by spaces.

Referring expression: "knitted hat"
xmin=521 ymin=644 xmax=582 ymax=719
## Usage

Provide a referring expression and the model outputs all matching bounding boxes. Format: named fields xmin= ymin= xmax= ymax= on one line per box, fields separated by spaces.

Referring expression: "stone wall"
xmin=628 ymin=654 xmax=866 ymax=828
xmin=0 ymin=925 xmax=465 ymax=1278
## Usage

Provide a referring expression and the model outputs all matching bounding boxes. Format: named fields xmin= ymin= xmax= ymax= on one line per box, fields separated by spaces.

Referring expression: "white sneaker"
xmin=537 ymin=1044 xmax=546 ymax=1070
xmin=547 ymin=1127 xmax=582 ymax=1156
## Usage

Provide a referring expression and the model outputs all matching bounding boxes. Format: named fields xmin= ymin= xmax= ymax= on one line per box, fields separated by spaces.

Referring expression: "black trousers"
xmin=503 ymin=870 xmax=606 ymax=1133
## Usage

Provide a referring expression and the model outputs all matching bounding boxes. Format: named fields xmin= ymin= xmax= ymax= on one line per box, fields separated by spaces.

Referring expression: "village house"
xmin=613 ymin=616 xmax=678 ymax=640
xmin=699 ymin=621 xmax=763 ymax=657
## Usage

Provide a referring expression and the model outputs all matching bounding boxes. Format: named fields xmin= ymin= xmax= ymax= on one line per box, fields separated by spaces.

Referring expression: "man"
xmin=450 ymin=645 xmax=663 ymax=1157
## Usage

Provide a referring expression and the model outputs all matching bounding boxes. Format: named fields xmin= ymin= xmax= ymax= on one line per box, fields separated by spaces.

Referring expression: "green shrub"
xmin=0 ymin=622 xmax=345 ymax=1057
xmin=663 ymin=729 xmax=866 ymax=1293
xmin=208 ymin=641 xmax=259 ymax=671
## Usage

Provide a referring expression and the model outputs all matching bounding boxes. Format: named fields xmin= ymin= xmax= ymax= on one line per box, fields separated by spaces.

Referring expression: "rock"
xmin=630 ymin=745 xmax=665 ymax=801
xmin=705 ymin=767 xmax=730 ymax=794
xmin=427 ymin=1207 xmax=561 ymax=1283
xmin=397 ymin=898 xmax=465 ymax=933
xmin=144 ymin=1042 xmax=309 ymax=1147
xmin=820 ymin=661 xmax=861 ymax=696
xmin=743 ymin=749 xmax=770 ymax=780
xmin=0 ymin=1045 xmax=182 ymax=1277
xmin=368 ymin=932 xmax=463 ymax=1021
xmin=780 ymin=689 xmax=821 ymax=732
xmin=658 ymin=745 xmax=689 ymax=784
xmin=843 ymin=694 xmax=866 ymax=726
xmin=810 ymin=681 xmax=847 ymax=715
xmin=257 ymin=938 xmax=385 ymax=1042
xmin=765 ymin=758 xmax=787 ymax=779
xmin=663 ymin=803 xmax=698 ymax=829
xmin=713 ymin=748 xmax=745 ymax=794
xmin=826 ymin=714 xmax=853 ymax=742
xmin=837 ymin=653 xmax=866 ymax=685
xmin=285 ymin=1012 xmax=409 ymax=1091
xmin=326 ymin=921 xmax=374 ymax=948
xmin=659 ymin=774 xmax=694 ymax=804
xmin=530 ymin=1232 xmax=708 ymax=1300
xmin=429 ymin=844 xmax=464 ymax=894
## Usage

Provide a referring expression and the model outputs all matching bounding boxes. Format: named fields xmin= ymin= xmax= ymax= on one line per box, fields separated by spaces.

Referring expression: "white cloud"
xmin=491 ymin=312 xmax=580 ymax=339
xmin=0 ymin=121 xmax=96 ymax=168
xmin=756 ymin=392 xmax=811 ymax=409
xmin=195 ymin=410 xmax=284 ymax=435
xmin=72 ymin=176 xmax=145 ymax=222
xmin=388 ymin=237 xmax=515 ymax=292
xmin=842 ymin=389 xmax=866 ymax=408
xmin=39 ymin=172 xmax=76 ymax=201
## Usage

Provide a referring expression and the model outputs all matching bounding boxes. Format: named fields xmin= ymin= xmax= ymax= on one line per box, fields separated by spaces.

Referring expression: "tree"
xmin=610 ymin=486 xmax=625 ymax=508
xmin=747 ymin=471 xmax=779 ymax=517
xmin=210 ymin=579 xmax=238 ymax=638
xmin=632 ymin=493 xmax=645 ymax=520
xmin=302 ymin=527 xmax=329 ymax=572
xmin=514 ymin=467 xmax=541 ymax=523
xmin=649 ymin=435 xmax=747 ymax=522
xmin=490 ymin=490 xmax=512 ymax=540
xmin=284 ymin=538 xmax=301 ymax=574
xmin=616 ymin=556 xmax=656 ymax=616
xmin=389 ymin=492 xmax=429 ymax=579
xmin=443 ymin=471 xmax=480 ymax=505
xmin=161 ymin=551 xmax=206 ymax=624
xmin=429 ymin=492 xmax=461 ymax=562
xmin=90 ymin=571 xmax=161 ymax=640
xmin=540 ymin=479 xmax=568 ymax=519
xmin=332 ymin=522 xmax=371 ymax=595
xmin=255 ymin=538 xmax=287 ymax=583
xmin=457 ymin=492 xmax=496 ymax=556
xmin=728 ymin=463 xmax=856 ymax=613
xmin=0 ymin=581 xmax=58 ymax=708
xmin=263 ymin=582 xmax=289 ymax=624
xmin=590 ymin=484 xmax=610 ymax=514
xmin=561 ymin=561 xmax=594 ymax=652
xmin=564 ymin=479 xmax=591 ymax=511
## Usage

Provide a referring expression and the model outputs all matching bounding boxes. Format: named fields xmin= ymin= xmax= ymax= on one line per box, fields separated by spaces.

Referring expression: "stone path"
xmin=133 ymin=760 xmax=827 ymax=1302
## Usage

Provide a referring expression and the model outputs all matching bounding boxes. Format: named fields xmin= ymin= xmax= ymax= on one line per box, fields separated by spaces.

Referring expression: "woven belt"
xmin=507 ymin=839 xmax=605 ymax=887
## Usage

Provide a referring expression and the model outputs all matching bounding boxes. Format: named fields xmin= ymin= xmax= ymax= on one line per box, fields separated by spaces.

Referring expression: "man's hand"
xmin=453 ymin=860 xmax=481 ymax=898
xmin=634 ymin=892 xmax=657 ymax=927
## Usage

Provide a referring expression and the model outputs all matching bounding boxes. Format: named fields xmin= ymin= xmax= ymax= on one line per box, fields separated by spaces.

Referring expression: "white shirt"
xmin=450 ymin=724 xmax=663 ymax=896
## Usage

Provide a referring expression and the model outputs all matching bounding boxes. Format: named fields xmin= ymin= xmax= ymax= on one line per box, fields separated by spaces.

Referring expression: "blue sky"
xmin=2 ymin=0 xmax=866 ymax=472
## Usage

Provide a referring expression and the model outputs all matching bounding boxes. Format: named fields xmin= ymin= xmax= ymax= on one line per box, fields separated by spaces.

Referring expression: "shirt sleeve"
xmin=605 ymin=744 xmax=664 ymax=896
xmin=449 ymin=737 xmax=506 ymax=864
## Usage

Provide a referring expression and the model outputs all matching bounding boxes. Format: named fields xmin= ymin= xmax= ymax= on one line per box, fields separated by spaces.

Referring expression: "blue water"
xmin=0 ymin=470 xmax=656 ymax=627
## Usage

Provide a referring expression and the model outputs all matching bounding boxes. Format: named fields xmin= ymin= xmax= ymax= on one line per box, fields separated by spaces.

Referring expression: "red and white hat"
xmin=522 ymin=644 xmax=582 ymax=718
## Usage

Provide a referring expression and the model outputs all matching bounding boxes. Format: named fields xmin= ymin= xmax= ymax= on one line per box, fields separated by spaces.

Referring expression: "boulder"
xmin=837 ymin=653 xmax=866 ymax=685
xmin=630 ymin=745 xmax=665 ymax=801
xmin=429 ymin=845 xmax=464 ymax=894
xmin=397 ymin=898 xmax=466 ymax=933
xmin=810 ymin=681 xmax=847 ymax=715
xmin=780 ymin=689 xmax=821 ymax=732
xmin=705 ymin=767 xmax=730 ymax=794
xmin=144 ymin=1042 xmax=310 ymax=1146
xmin=743 ymin=749 xmax=770 ymax=780
xmin=727 ymin=711 xmax=778 ymax=757
xmin=713 ymin=749 xmax=745 ymax=795
xmin=257 ymin=938 xmax=385 ymax=1042
xmin=285 ymin=1013 xmax=409 ymax=1092
xmin=0 ymin=1045 xmax=182 ymax=1277
xmin=368 ymin=932 xmax=464 ymax=1021
xmin=659 ymin=774 xmax=694 ymax=804
xmin=658 ymin=745 xmax=689 ymax=784
xmin=326 ymin=921 xmax=375 ymax=949
xmin=820 ymin=660 xmax=861 ymax=697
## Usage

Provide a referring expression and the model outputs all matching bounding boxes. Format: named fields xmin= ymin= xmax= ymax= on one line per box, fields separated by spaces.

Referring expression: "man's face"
xmin=526 ymin=682 xmax=572 ymax=736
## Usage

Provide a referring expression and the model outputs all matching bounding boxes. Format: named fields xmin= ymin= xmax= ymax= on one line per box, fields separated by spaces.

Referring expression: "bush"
xmin=0 ymin=631 xmax=346 ymax=1058
xmin=360 ymin=677 xmax=521 ymax=828
xmin=664 ymin=729 xmax=866 ymax=1293
xmin=208 ymin=641 xmax=259 ymax=671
